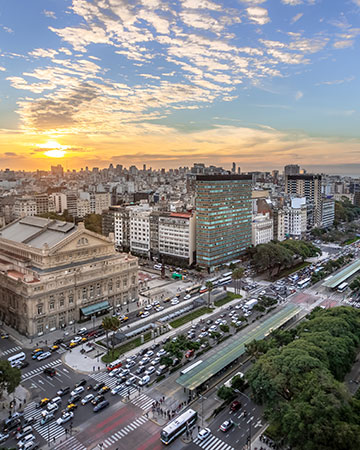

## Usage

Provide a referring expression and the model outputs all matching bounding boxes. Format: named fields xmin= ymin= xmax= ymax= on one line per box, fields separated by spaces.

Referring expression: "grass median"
xmin=214 ymin=292 xmax=242 ymax=307
xmin=102 ymin=331 xmax=152 ymax=363
xmin=169 ymin=307 xmax=213 ymax=328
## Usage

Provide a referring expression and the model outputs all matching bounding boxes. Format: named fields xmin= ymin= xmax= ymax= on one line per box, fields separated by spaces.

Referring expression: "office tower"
xmin=285 ymin=174 xmax=322 ymax=227
xmin=237 ymin=166 xmax=241 ymax=175
xmin=232 ymin=162 xmax=236 ymax=173
xmin=284 ymin=164 xmax=300 ymax=176
xmin=195 ymin=175 xmax=252 ymax=270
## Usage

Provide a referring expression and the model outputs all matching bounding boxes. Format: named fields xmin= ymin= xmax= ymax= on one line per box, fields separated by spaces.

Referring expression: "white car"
xmin=56 ymin=411 xmax=74 ymax=425
xmin=197 ymin=428 xmax=211 ymax=440
xmin=151 ymin=357 xmax=161 ymax=366
xmin=81 ymin=394 xmax=94 ymax=405
xmin=125 ymin=360 xmax=136 ymax=369
xmin=141 ymin=312 xmax=150 ymax=318
xmin=184 ymin=294 xmax=191 ymax=300
xmin=37 ymin=351 xmax=51 ymax=361
xmin=157 ymin=349 xmax=166 ymax=357
xmin=111 ymin=385 xmax=124 ymax=395
xmin=139 ymin=357 xmax=149 ymax=366
xmin=70 ymin=386 xmax=85 ymax=397
xmin=209 ymin=325 xmax=217 ymax=332
xmin=138 ymin=375 xmax=150 ymax=386
xmin=171 ymin=299 xmax=179 ymax=305
xmin=145 ymin=365 xmax=155 ymax=375
xmin=155 ymin=306 xmax=164 ymax=312
xmin=125 ymin=376 xmax=137 ymax=386
xmin=144 ymin=305 xmax=152 ymax=311
xmin=145 ymin=350 xmax=154 ymax=358
xmin=18 ymin=434 xmax=36 ymax=448
xmin=71 ymin=336 xmax=82 ymax=344
xmin=46 ymin=403 xmax=59 ymax=413
xmin=109 ymin=368 xmax=121 ymax=377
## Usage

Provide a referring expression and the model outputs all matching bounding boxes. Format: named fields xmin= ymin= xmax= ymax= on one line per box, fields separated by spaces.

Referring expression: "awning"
xmin=81 ymin=301 xmax=110 ymax=317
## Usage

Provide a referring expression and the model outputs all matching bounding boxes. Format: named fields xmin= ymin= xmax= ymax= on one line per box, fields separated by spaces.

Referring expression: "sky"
xmin=0 ymin=0 xmax=359 ymax=173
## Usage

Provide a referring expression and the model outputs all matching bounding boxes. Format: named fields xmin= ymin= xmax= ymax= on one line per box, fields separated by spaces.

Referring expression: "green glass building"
xmin=195 ymin=175 xmax=252 ymax=270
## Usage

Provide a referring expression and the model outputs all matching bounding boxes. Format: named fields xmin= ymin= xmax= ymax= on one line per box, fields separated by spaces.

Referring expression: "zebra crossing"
xmin=22 ymin=359 xmax=62 ymax=381
xmin=131 ymin=393 xmax=154 ymax=410
xmin=56 ymin=346 xmax=67 ymax=355
xmin=100 ymin=415 xmax=149 ymax=449
xmin=0 ymin=345 xmax=22 ymax=356
xmin=193 ymin=434 xmax=235 ymax=450
xmin=51 ymin=435 xmax=86 ymax=450
xmin=23 ymin=401 xmax=65 ymax=442
xmin=89 ymin=370 xmax=121 ymax=390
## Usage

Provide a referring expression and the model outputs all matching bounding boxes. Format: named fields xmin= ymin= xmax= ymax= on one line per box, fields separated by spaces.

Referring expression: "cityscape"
xmin=1 ymin=1 xmax=360 ymax=450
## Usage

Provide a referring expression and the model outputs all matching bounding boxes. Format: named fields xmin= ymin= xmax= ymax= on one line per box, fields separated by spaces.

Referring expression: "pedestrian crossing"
xmin=193 ymin=434 xmax=235 ymax=450
xmin=51 ymin=435 xmax=86 ymax=450
xmin=101 ymin=416 xmax=149 ymax=448
xmin=22 ymin=359 xmax=62 ymax=381
xmin=131 ymin=393 xmax=154 ymax=410
xmin=0 ymin=345 xmax=22 ymax=356
xmin=23 ymin=401 xmax=65 ymax=442
xmin=56 ymin=347 xmax=67 ymax=355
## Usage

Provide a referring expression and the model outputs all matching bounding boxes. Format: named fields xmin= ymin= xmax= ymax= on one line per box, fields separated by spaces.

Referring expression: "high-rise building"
xmin=195 ymin=175 xmax=252 ymax=270
xmin=232 ymin=162 xmax=236 ymax=173
xmin=51 ymin=164 xmax=64 ymax=177
xmin=285 ymin=174 xmax=322 ymax=227
xmin=284 ymin=164 xmax=300 ymax=176
xmin=321 ymin=198 xmax=335 ymax=228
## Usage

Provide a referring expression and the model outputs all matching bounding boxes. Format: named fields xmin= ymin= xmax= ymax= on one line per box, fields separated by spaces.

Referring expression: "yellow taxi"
xmin=32 ymin=347 xmax=43 ymax=354
xmin=67 ymin=403 xmax=78 ymax=412
xmin=136 ymin=311 xmax=144 ymax=317
xmin=50 ymin=344 xmax=59 ymax=352
xmin=81 ymin=337 xmax=87 ymax=342
xmin=121 ymin=316 xmax=129 ymax=323
xmin=99 ymin=386 xmax=110 ymax=394
xmin=164 ymin=297 xmax=171 ymax=303
xmin=69 ymin=342 xmax=78 ymax=348
xmin=39 ymin=398 xmax=50 ymax=407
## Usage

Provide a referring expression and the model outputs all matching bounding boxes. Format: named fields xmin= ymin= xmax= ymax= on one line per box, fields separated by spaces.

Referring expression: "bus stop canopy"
xmin=176 ymin=303 xmax=301 ymax=391
xmin=322 ymin=259 xmax=360 ymax=289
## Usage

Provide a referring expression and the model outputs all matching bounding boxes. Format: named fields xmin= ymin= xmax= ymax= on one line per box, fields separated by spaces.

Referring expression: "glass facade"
xmin=195 ymin=175 xmax=252 ymax=270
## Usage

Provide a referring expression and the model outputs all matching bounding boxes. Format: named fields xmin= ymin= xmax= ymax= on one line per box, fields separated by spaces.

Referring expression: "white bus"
xmin=222 ymin=271 xmax=233 ymax=278
xmin=8 ymin=352 xmax=26 ymax=367
xmin=297 ymin=278 xmax=311 ymax=289
xmin=337 ymin=282 xmax=348 ymax=293
xmin=217 ymin=276 xmax=232 ymax=286
xmin=160 ymin=409 xmax=198 ymax=445
xmin=185 ymin=284 xmax=202 ymax=296
xmin=180 ymin=360 xmax=203 ymax=376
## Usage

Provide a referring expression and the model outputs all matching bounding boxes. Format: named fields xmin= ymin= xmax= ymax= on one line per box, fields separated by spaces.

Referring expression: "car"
xmin=57 ymin=386 xmax=70 ymax=397
xmin=93 ymin=382 xmax=105 ymax=391
xmin=206 ymin=319 xmax=213 ymax=325
xmin=50 ymin=396 xmax=62 ymax=405
xmin=75 ymin=379 xmax=87 ymax=388
xmin=17 ymin=360 xmax=30 ymax=369
xmin=151 ymin=357 xmax=161 ymax=366
xmin=36 ymin=398 xmax=50 ymax=408
xmin=220 ymin=419 xmax=233 ymax=432
xmin=66 ymin=403 xmax=78 ymax=412
xmin=50 ymin=344 xmax=59 ymax=352
xmin=139 ymin=357 xmax=149 ymax=366
xmin=23 ymin=417 xmax=35 ymax=426
xmin=138 ymin=375 xmax=150 ymax=386
xmin=18 ymin=434 xmax=36 ymax=448
xmin=98 ymin=386 xmax=110 ymax=394
xmin=145 ymin=366 xmax=155 ymax=375
xmin=53 ymin=339 xmax=63 ymax=346
xmin=37 ymin=352 xmax=51 ymax=361
xmin=31 ymin=351 xmax=43 ymax=360
xmin=71 ymin=336 xmax=82 ymax=344
xmin=43 ymin=367 xmax=56 ymax=377
xmin=119 ymin=368 xmax=130 ymax=377
xmin=56 ymin=411 xmax=74 ymax=425
xmin=111 ymin=385 xmax=124 ymax=395
xmin=155 ymin=306 xmax=164 ymax=312
xmin=171 ymin=299 xmax=179 ymax=305
xmin=69 ymin=342 xmax=78 ymax=348
xmin=71 ymin=386 xmax=85 ymax=397
xmin=16 ymin=425 xmax=33 ymax=440
xmin=141 ymin=311 xmax=150 ymax=318
xmin=40 ymin=413 xmax=54 ymax=425
xmin=91 ymin=395 xmax=105 ymax=406
xmin=125 ymin=360 xmax=136 ymax=369
xmin=157 ymin=349 xmax=166 ymax=357
xmin=108 ymin=368 xmax=121 ymax=378
xmin=93 ymin=400 xmax=109 ymax=412
xmin=0 ymin=333 xmax=9 ymax=339
xmin=81 ymin=394 xmax=95 ymax=405
xmin=209 ymin=325 xmax=217 ymax=332
xmin=32 ymin=347 xmax=44 ymax=355
xmin=145 ymin=350 xmax=154 ymax=358
xmin=46 ymin=403 xmax=59 ymax=413
xmin=144 ymin=305 xmax=152 ymax=311
xmin=68 ymin=394 xmax=82 ymax=404
xmin=125 ymin=376 xmax=137 ymax=386
xmin=197 ymin=428 xmax=211 ymax=440
xmin=78 ymin=327 xmax=87 ymax=335
xmin=230 ymin=400 xmax=241 ymax=411
xmin=184 ymin=294 xmax=191 ymax=300
xmin=135 ymin=366 xmax=145 ymax=375
xmin=0 ymin=433 xmax=9 ymax=443
xmin=185 ymin=349 xmax=195 ymax=358
xmin=22 ymin=441 xmax=39 ymax=450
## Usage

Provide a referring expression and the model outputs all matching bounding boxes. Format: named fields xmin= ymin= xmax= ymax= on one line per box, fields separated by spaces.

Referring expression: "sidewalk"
xmin=63 ymin=345 xmax=106 ymax=374
xmin=0 ymin=385 xmax=30 ymax=421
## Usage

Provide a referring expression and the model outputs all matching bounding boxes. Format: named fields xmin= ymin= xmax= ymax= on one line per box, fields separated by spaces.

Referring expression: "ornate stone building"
xmin=0 ymin=216 xmax=138 ymax=337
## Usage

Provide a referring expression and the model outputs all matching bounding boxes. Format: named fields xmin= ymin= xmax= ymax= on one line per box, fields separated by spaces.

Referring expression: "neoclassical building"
xmin=0 ymin=216 xmax=138 ymax=337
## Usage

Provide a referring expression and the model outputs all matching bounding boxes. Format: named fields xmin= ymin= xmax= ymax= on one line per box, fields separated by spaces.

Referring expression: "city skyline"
xmin=0 ymin=0 xmax=360 ymax=171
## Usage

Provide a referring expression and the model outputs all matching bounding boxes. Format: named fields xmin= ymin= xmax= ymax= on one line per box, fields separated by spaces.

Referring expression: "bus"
xmin=8 ymin=352 xmax=26 ymax=368
xmin=337 ymin=282 xmax=348 ymax=293
xmin=160 ymin=409 xmax=198 ymax=445
xmin=185 ymin=284 xmax=202 ymax=296
xmin=222 ymin=271 xmax=233 ymax=278
xmin=217 ymin=276 xmax=232 ymax=286
xmin=297 ymin=278 xmax=311 ymax=289
xmin=180 ymin=360 xmax=203 ymax=376
xmin=107 ymin=359 xmax=122 ymax=372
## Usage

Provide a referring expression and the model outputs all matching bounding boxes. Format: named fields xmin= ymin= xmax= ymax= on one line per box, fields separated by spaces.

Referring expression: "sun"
xmin=37 ymin=140 xmax=68 ymax=158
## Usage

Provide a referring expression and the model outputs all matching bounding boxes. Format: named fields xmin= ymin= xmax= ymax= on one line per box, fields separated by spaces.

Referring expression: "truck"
xmin=244 ymin=299 xmax=258 ymax=310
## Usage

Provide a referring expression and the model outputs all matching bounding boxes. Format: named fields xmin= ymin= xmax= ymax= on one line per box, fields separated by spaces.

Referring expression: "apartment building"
xmin=284 ymin=198 xmax=307 ymax=238
xmin=252 ymin=212 xmax=274 ymax=246
xmin=321 ymin=198 xmax=335 ymax=228
xmin=14 ymin=197 xmax=37 ymax=218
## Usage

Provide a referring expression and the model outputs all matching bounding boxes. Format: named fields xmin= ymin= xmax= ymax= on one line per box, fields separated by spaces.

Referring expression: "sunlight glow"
xmin=44 ymin=149 xmax=67 ymax=158
xmin=37 ymin=140 xmax=68 ymax=158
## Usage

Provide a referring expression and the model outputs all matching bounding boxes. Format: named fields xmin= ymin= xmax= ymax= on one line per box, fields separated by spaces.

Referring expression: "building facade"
xmin=195 ymin=175 xmax=252 ymax=270
xmin=321 ymin=198 xmax=335 ymax=228
xmin=14 ymin=197 xmax=37 ymax=218
xmin=284 ymin=198 xmax=307 ymax=238
xmin=0 ymin=216 xmax=138 ymax=337
xmin=252 ymin=213 xmax=273 ymax=246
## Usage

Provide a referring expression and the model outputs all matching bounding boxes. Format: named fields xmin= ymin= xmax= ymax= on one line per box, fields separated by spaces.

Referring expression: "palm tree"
xmin=102 ymin=316 xmax=120 ymax=350
xmin=232 ymin=267 xmax=245 ymax=294
xmin=205 ymin=281 xmax=214 ymax=307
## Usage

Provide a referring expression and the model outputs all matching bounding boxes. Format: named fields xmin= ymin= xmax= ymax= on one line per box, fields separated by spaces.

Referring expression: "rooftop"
xmin=322 ymin=259 xmax=360 ymax=289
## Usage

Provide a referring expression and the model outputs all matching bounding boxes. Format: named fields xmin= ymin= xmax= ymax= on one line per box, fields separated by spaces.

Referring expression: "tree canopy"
xmin=0 ymin=361 xmax=21 ymax=397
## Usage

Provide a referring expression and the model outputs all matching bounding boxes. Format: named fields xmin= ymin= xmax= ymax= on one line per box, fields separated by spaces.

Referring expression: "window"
xmin=89 ymin=285 xmax=94 ymax=298
xmin=37 ymin=324 xmax=44 ymax=334
xmin=123 ymin=278 xmax=128 ymax=287
xmin=37 ymin=304 xmax=43 ymax=315
xmin=68 ymin=293 xmax=74 ymax=304
xmin=49 ymin=316 xmax=56 ymax=328
xmin=82 ymin=287 xmax=87 ymax=300
xmin=108 ymin=280 xmax=113 ymax=292
xmin=96 ymin=283 xmax=101 ymax=296
xmin=49 ymin=301 xmax=55 ymax=310
xmin=59 ymin=298 xmax=64 ymax=308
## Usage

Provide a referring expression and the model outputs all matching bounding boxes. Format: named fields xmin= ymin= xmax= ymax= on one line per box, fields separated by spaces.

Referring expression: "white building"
xmin=158 ymin=212 xmax=196 ymax=265
xmin=251 ymin=213 xmax=273 ymax=246
xmin=129 ymin=204 xmax=151 ymax=255
xmin=284 ymin=198 xmax=307 ymax=238
xmin=77 ymin=198 xmax=90 ymax=218
xmin=321 ymin=198 xmax=335 ymax=228
xmin=95 ymin=192 xmax=111 ymax=215
xmin=14 ymin=197 xmax=37 ymax=218
xmin=50 ymin=193 xmax=67 ymax=214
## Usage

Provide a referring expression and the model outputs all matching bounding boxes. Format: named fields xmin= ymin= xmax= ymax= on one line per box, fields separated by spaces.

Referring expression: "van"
xmin=156 ymin=365 xmax=168 ymax=376
xmin=107 ymin=359 xmax=122 ymax=372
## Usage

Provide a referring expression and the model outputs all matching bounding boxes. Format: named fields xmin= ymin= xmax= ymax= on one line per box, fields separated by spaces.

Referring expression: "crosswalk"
xmin=0 ymin=345 xmax=22 ymax=356
xmin=51 ymin=436 xmax=86 ymax=450
xmin=56 ymin=347 xmax=67 ymax=355
xmin=101 ymin=415 xmax=149 ymax=448
xmin=22 ymin=359 xmax=62 ymax=381
xmin=23 ymin=401 xmax=65 ymax=442
xmin=193 ymin=434 xmax=235 ymax=450
xmin=131 ymin=393 xmax=154 ymax=410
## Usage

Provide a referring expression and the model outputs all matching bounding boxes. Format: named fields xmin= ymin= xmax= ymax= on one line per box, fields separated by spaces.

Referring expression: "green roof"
xmin=176 ymin=303 xmax=301 ymax=391
xmin=81 ymin=300 xmax=110 ymax=317
xmin=322 ymin=259 xmax=360 ymax=289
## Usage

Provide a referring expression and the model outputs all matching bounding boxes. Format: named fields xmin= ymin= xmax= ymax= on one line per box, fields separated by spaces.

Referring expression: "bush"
xmin=217 ymin=385 xmax=235 ymax=402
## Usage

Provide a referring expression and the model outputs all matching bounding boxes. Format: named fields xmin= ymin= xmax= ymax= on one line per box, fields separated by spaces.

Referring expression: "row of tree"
xmin=335 ymin=198 xmax=360 ymax=223
xmin=246 ymin=306 xmax=360 ymax=450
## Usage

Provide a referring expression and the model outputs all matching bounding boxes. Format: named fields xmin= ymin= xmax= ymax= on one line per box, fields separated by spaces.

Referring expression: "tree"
xmin=232 ymin=267 xmax=244 ymax=294
xmin=0 ymin=361 xmax=21 ymax=397
xmin=102 ymin=316 xmax=120 ymax=350
xmin=220 ymin=324 xmax=229 ymax=333
xmin=160 ymin=355 xmax=173 ymax=367
xmin=205 ymin=281 xmax=214 ymax=307
xmin=217 ymin=386 xmax=235 ymax=402
xmin=231 ymin=374 xmax=246 ymax=392
xmin=84 ymin=214 xmax=102 ymax=234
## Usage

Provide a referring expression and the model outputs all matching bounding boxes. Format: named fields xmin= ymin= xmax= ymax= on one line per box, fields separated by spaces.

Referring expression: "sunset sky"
xmin=0 ymin=0 xmax=359 ymax=173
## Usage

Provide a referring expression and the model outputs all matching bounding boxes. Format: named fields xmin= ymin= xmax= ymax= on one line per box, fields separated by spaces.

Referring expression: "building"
xmin=94 ymin=192 xmax=111 ymax=215
xmin=51 ymin=164 xmax=64 ymax=177
xmin=273 ymin=208 xmax=285 ymax=241
xmin=129 ymin=204 xmax=152 ymax=256
xmin=66 ymin=191 xmax=78 ymax=218
xmin=284 ymin=165 xmax=300 ymax=176
xmin=158 ymin=211 xmax=196 ymax=265
xmin=252 ymin=213 xmax=273 ymax=246
xmin=0 ymin=216 xmax=138 ymax=337
xmin=76 ymin=198 xmax=90 ymax=218
xmin=284 ymin=198 xmax=307 ymax=238
xmin=14 ymin=197 xmax=37 ymax=218
xmin=285 ymin=174 xmax=322 ymax=228
xmin=321 ymin=198 xmax=335 ymax=228
xmin=51 ymin=193 xmax=67 ymax=214
xmin=195 ymin=175 xmax=252 ymax=270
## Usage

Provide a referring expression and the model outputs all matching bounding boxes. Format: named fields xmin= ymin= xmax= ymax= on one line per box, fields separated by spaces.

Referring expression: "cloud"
xmin=29 ymin=48 xmax=58 ymax=58
xmin=4 ymin=152 xmax=17 ymax=157
xmin=43 ymin=10 xmax=56 ymax=19
xmin=333 ymin=40 xmax=354 ymax=49
xmin=0 ymin=66 xmax=5 ymax=71
xmin=1 ymin=26 xmax=13 ymax=33
xmin=291 ymin=13 xmax=303 ymax=23
xmin=316 ymin=76 xmax=355 ymax=86
xmin=295 ymin=90 xmax=303 ymax=100
xmin=282 ymin=0 xmax=303 ymax=5
xmin=246 ymin=7 xmax=270 ymax=25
